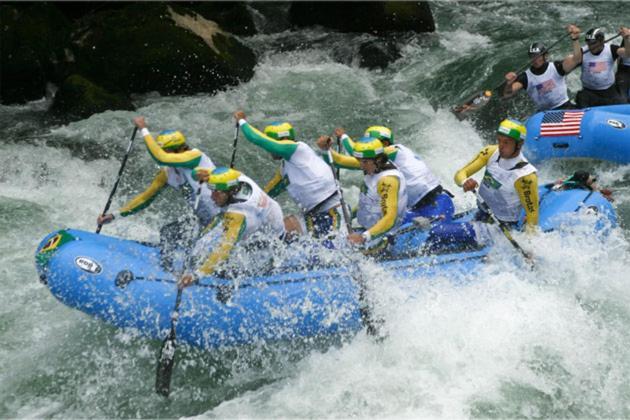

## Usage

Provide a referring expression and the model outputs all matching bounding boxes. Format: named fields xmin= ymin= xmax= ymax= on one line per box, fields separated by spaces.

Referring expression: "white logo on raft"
xmin=75 ymin=256 xmax=102 ymax=274
xmin=607 ymin=119 xmax=626 ymax=129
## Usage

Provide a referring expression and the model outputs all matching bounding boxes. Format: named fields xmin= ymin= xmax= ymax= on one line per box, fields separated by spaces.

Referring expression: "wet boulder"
xmin=358 ymin=38 xmax=402 ymax=70
xmin=50 ymin=74 xmax=135 ymax=120
xmin=70 ymin=3 xmax=256 ymax=96
xmin=184 ymin=2 xmax=257 ymax=36
xmin=0 ymin=3 xmax=72 ymax=104
xmin=289 ymin=1 xmax=435 ymax=34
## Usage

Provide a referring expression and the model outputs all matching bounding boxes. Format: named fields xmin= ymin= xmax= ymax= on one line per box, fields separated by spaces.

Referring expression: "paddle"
xmin=229 ymin=123 xmax=240 ymax=169
xmin=324 ymin=142 xmax=382 ymax=337
xmin=96 ymin=127 xmax=138 ymax=233
xmin=452 ymin=32 xmax=570 ymax=119
xmin=474 ymin=190 xmax=535 ymax=269
xmin=155 ymin=286 xmax=183 ymax=397
xmin=155 ymin=122 xmax=241 ymax=397
xmin=193 ymin=123 xmax=240 ymax=211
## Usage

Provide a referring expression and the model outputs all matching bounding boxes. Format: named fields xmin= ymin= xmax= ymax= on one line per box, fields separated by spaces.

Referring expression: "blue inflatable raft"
xmin=524 ymin=104 xmax=630 ymax=164
xmin=35 ymin=188 xmax=616 ymax=350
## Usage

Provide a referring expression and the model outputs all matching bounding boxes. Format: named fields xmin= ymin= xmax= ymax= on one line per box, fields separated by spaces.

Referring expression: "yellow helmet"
xmin=352 ymin=136 xmax=385 ymax=159
xmin=364 ymin=126 xmax=394 ymax=144
xmin=264 ymin=122 xmax=295 ymax=140
xmin=497 ymin=119 xmax=526 ymax=143
xmin=156 ymin=130 xmax=186 ymax=150
xmin=208 ymin=167 xmax=242 ymax=191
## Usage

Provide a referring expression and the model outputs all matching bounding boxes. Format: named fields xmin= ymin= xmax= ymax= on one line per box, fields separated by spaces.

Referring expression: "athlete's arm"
xmin=140 ymin=130 xmax=203 ymax=169
xmin=514 ymin=172 xmax=539 ymax=230
xmin=264 ymin=168 xmax=289 ymax=197
xmin=119 ymin=169 xmax=168 ymax=216
xmin=238 ymin=119 xmax=298 ymax=160
xmin=198 ymin=212 xmax=246 ymax=275
xmin=454 ymin=145 xmax=497 ymax=186
xmin=366 ymin=175 xmax=401 ymax=239
xmin=562 ymin=25 xmax=583 ymax=72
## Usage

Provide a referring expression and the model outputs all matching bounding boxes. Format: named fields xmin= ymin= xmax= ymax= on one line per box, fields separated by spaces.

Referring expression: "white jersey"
xmin=282 ymin=142 xmax=339 ymax=212
xmin=224 ymin=174 xmax=285 ymax=240
xmin=357 ymin=168 xmax=408 ymax=229
xmin=479 ymin=148 xmax=536 ymax=222
xmin=165 ymin=151 xmax=219 ymax=226
xmin=525 ymin=63 xmax=570 ymax=110
xmin=581 ymin=43 xmax=616 ymax=90
xmin=390 ymin=144 xmax=440 ymax=206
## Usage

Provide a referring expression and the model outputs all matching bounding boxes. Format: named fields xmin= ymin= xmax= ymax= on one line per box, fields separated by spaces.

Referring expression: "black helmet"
xmin=585 ymin=28 xmax=605 ymax=43
xmin=528 ymin=42 xmax=547 ymax=57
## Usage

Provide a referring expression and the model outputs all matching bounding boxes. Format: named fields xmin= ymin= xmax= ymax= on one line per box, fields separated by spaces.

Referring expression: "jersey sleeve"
xmin=454 ymin=145 xmax=497 ymax=186
xmin=611 ymin=44 xmax=620 ymax=60
xmin=142 ymin=132 xmax=202 ymax=169
xmin=239 ymin=120 xmax=298 ymax=160
xmin=517 ymin=72 xmax=528 ymax=89
xmin=197 ymin=212 xmax=247 ymax=275
xmin=366 ymin=175 xmax=401 ymax=239
xmin=119 ymin=169 xmax=168 ymax=216
xmin=553 ymin=60 xmax=567 ymax=76
xmin=322 ymin=149 xmax=362 ymax=170
xmin=514 ymin=172 xmax=539 ymax=229
xmin=263 ymin=167 xmax=289 ymax=197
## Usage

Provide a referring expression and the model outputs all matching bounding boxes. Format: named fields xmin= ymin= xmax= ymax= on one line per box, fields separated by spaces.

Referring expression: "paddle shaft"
xmin=194 ymin=123 xmax=240 ymax=211
xmin=325 ymin=145 xmax=384 ymax=337
xmin=155 ymin=287 xmax=183 ymax=397
xmin=96 ymin=127 xmax=138 ymax=234
xmin=326 ymin=147 xmax=353 ymax=233
xmin=474 ymin=190 xmax=534 ymax=266
xmin=230 ymin=123 xmax=240 ymax=168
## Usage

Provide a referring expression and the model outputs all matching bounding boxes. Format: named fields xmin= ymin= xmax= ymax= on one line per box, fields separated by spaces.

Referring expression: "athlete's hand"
xmin=97 ymin=213 xmax=114 ymax=225
xmin=505 ymin=72 xmax=517 ymax=83
xmin=316 ymin=135 xmax=332 ymax=150
xmin=178 ymin=273 xmax=197 ymax=289
xmin=462 ymin=178 xmax=479 ymax=192
xmin=133 ymin=116 xmax=146 ymax=129
xmin=620 ymin=27 xmax=630 ymax=39
xmin=193 ymin=167 xmax=211 ymax=182
xmin=347 ymin=232 xmax=365 ymax=245
xmin=566 ymin=24 xmax=580 ymax=40
xmin=233 ymin=110 xmax=246 ymax=121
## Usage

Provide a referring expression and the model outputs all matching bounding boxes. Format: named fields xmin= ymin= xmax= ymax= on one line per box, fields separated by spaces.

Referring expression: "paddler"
xmin=337 ymin=125 xmax=454 ymax=223
xmin=316 ymin=134 xmax=408 ymax=246
xmin=425 ymin=119 xmax=539 ymax=250
xmin=97 ymin=117 xmax=220 ymax=269
xmin=233 ymin=111 xmax=344 ymax=240
xmin=178 ymin=166 xmax=285 ymax=286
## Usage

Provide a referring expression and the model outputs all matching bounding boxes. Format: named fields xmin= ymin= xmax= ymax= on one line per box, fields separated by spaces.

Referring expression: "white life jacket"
xmin=165 ymin=151 xmax=219 ymax=226
xmin=525 ymin=63 xmax=570 ymax=110
xmin=390 ymin=144 xmax=440 ymax=206
xmin=581 ymin=43 xmax=616 ymax=90
xmin=478 ymin=148 xmax=536 ymax=222
xmin=281 ymin=142 xmax=339 ymax=212
xmin=223 ymin=174 xmax=285 ymax=240
xmin=357 ymin=168 xmax=408 ymax=229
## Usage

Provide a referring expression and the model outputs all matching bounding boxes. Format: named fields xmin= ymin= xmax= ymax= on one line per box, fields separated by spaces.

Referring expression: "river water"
xmin=1 ymin=2 xmax=629 ymax=418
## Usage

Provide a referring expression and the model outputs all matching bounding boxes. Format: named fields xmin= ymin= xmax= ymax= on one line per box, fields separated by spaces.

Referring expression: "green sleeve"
xmin=241 ymin=121 xmax=298 ymax=160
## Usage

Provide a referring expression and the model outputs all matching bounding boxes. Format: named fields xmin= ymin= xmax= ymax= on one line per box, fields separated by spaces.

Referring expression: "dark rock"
xmin=0 ymin=3 xmax=72 ymax=104
xmin=70 ymin=3 xmax=256 ymax=96
xmin=50 ymin=74 xmax=135 ymax=119
xmin=358 ymin=39 xmax=402 ymax=70
xmin=289 ymin=1 xmax=434 ymax=34
xmin=183 ymin=2 xmax=257 ymax=36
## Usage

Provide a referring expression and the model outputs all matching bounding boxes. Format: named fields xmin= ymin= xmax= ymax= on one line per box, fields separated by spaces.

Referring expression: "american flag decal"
xmin=540 ymin=110 xmax=584 ymax=137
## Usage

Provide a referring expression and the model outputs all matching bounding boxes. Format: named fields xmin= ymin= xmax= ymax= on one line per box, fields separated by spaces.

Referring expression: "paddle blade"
xmin=155 ymin=334 xmax=177 ymax=397
xmin=452 ymin=90 xmax=493 ymax=120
